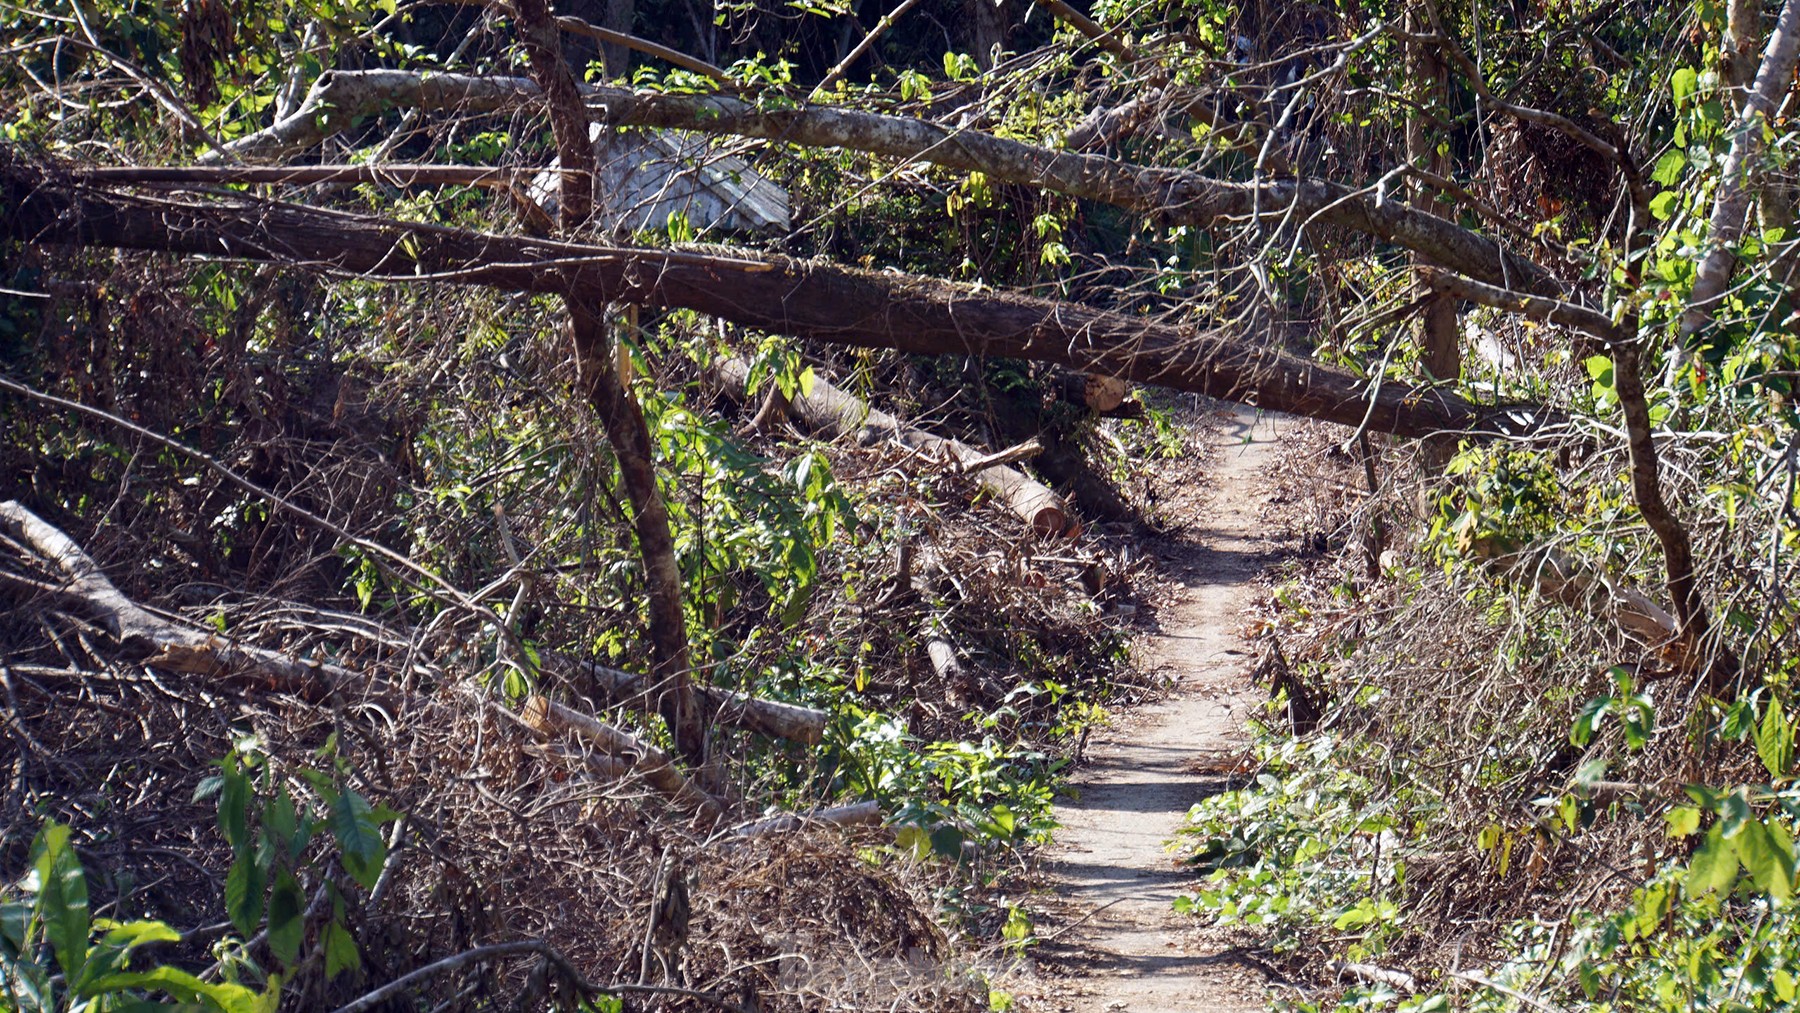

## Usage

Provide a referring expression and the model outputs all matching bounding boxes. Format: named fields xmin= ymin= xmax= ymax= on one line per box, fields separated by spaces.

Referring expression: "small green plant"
xmin=1 ymin=820 xmax=276 ymax=1012
xmin=194 ymin=735 xmax=402 ymax=986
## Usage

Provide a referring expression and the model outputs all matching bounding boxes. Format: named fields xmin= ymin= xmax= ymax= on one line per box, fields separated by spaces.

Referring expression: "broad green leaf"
xmin=1775 ymin=968 xmax=1797 ymax=1003
xmin=322 ymin=917 xmax=361 ymax=980
xmin=1671 ymin=66 xmax=1698 ymax=105
xmin=1720 ymin=789 xmax=1754 ymax=838
xmin=1757 ymin=698 xmax=1794 ymax=780
xmin=266 ymin=790 xmax=298 ymax=861
xmin=1665 ymin=806 xmax=1702 ymax=838
xmin=224 ymin=855 xmax=266 ymax=938
xmin=266 ymin=872 xmax=305 ymax=968
xmin=1737 ymin=820 xmax=1795 ymax=899
xmin=218 ymin=761 xmax=249 ymax=852
xmin=330 ymin=791 xmax=387 ymax=890
xmin=1651 ymin=149 xmax=1687 ymax=186
xmin=1649 ymin=190 xmax=1679 ymax=221
xmin=83 ymin=966 xmax=262 ymax=1013
xmin=1686 ymin=824 xmax=1740 ymax=895
xmin=1 ymin=899 xmax=31 ymax=951
xmin=929 ymin=825 xmax=966 ymax=859
xmin=31 ymin=820 xmax=90 ymax=985
xmin=1572 ymin=695 xmax=1610 ymax=746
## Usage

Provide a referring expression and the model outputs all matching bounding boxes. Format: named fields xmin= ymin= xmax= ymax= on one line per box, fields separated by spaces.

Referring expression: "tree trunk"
xmin=513 ymin=0 xmax=707 ymax=765
xmin=714 ymin=356 xmax=1075 ymax=536
xmin=0 ymin=153 xmax=1558 ymax=442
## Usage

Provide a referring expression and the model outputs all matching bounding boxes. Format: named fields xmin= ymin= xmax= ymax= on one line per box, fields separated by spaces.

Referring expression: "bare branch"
xmin=205 ymin=69 xmax=1561 ymax=294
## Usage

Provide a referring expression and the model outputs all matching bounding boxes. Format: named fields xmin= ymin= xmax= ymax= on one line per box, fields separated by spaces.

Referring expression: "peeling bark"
xmin=1681 ymin=0 xmax=1800 ymax=346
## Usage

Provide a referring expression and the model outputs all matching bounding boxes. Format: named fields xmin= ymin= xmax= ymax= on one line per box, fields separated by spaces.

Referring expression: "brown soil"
xmin=1030 ymin=406 xmax=1288 ymax=1012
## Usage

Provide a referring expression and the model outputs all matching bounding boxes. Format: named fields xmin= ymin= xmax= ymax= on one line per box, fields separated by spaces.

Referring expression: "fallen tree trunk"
xmin=731 ymin=801 xmax=884 ymax=838
xmin=0 ymin=154 xmax=1556 ymax=442
xmin=715 ymin=356 xmax=1073 ymax=536
xmin=201 ymin=70 xmax=1559 ymax=294
xmin=0 ymin=499 xmax=382 ymax=702
xmin=1472 ymin=536 xmax=1706 ymax=671
xmin=1056 ymin=371 xmax=1131 ymax=414
xmin=549 ymin=653 xmax=827 ymax=745
xmin=521 ymin=694 xmax=723 ymax=817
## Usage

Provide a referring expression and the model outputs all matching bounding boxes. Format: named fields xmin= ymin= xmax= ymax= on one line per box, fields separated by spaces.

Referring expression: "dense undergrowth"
xmin=0 ymin=215 xmax=1203 ymax=1010
xmin=1174 ymin=412 xmax=1800 ymax=1012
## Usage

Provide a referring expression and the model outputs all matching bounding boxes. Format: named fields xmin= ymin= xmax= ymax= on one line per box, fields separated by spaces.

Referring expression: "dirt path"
xmin=1035 ymin=407 xmax=1286 ymax=1012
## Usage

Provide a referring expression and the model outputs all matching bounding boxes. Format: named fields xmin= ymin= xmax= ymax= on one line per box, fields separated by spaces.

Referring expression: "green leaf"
xmin=1572 ymin=695 xmax=1611 ymax=746
xmin=94 ymin=920 xmax=180 ymax=951
xmin=330 ymin=791 xmax=387 ymax=890
xmin=82 ymin=967 xmax=263 ymax=1013
xmin=322 ymin=917 xmax=361 ymax=980
xmin=1665 ymin=806 xmax=1702 ymax=838
xmin=1736 ymin=819 xmax=1795 ymax=899
xmin=1649 ymin=190 xmax=1679 ymax=221
xmin=1757 ymin=698 xmax=1794 ymax=780
xmin=266 ymin=872 xmax=305 ymax=968
xmin=1651 ymin=149 xmax=1687 ymax=186
xmin=1686 ymin=823 xmax=1740 ymax=895
xmin=30 ymin=820 xmax=91 ymax=985
xmin=218 ymin=760 xmax=250 ymax=852
xmin=1671 ymin=66 xmax=1698 ymax=105
xmin=224 ymin=855 xmax=266 ymax=938
xmin=266 ymin=790 xmax=298 ymax=861
xmin=929 ymin=825 xmax=966 ymax=859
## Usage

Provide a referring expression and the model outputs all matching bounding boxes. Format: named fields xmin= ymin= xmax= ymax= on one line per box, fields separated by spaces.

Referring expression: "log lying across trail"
xmin=0 ymin=154 xmax=1555 ymax=441
xmin=715 ymin=356 xmax=1073 ymax=536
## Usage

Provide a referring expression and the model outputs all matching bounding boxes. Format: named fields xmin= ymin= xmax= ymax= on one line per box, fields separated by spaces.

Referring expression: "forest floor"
xmin=1026 ymin=405 xmax=1288 ymax=1012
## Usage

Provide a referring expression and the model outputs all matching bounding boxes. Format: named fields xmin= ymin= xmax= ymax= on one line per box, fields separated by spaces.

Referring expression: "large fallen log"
xmin=0 ymin=499 xmax=382 ymax=702
xmin=714 ymin=356 xmax=1073 ymax=537
xmin=0 ymin=153 xmax=1558 ymax=442
xmin=1469 ymin=536 xmax=1702 ymax=671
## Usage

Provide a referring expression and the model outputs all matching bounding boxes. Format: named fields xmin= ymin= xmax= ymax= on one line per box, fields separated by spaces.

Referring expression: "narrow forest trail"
xmin=1033 ymin=407 xmax=1286 ymax=1012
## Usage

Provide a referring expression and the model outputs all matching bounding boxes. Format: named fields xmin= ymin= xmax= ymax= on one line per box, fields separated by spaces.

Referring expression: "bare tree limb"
xmin=0 ymin=152 xmax=1560 ymax=441
xmin=1680 ymin=0 xmax=1800 ymax=346
xmin=201 ymin=69 xmax=1561 ymax=294
xmin=0 ymin=501 xmax=382 ymax=702
xmin=1419 ymin=268 xmax=1621 ymax=344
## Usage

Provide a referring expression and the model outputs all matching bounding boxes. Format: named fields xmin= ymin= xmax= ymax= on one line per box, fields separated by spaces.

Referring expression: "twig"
xmin=328 ymin=939 xmax=748 ymax=1013
xmin=811 ymin=0 xmax=931 ymax=99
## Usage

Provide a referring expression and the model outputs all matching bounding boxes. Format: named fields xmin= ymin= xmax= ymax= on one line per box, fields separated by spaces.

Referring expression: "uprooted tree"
xmin=6 ymin=0 xmax=1800 ymax=1006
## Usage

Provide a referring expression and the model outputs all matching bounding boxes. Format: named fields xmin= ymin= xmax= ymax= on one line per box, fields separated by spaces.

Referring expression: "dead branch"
xmin=731 ymin=801 xmax=884 ymax=838
xmin=201 ymin=69 xmax=1561 ymax=293
xmin=548 ymin=654 xmax=827 ymax=745
xmin=0 ymin=151 xmax=1560 ymax=441
xmin=521 ymin=695 xmax=723 ymax=818
xmin=714 ymin=356 xmax=1074 ymax=536
xmin=0 ymin=500 xmax=380 ymax=702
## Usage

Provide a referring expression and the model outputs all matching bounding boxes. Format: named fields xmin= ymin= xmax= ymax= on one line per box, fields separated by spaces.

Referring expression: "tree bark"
xmin=1680 ymin=0 xmax=1800 ymax=347
xmin=1406 ymin=1 xmax=1461 ymax=386
xmin=204 ymin=69 xmax=1562 ymax=295
xmin=0 ymin=153 xmax=1558 ymax=441
xmin=0 ymin=500 xmax=384 ymax=703
xmin=513 ymin=0 xmax=707 ymax=764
